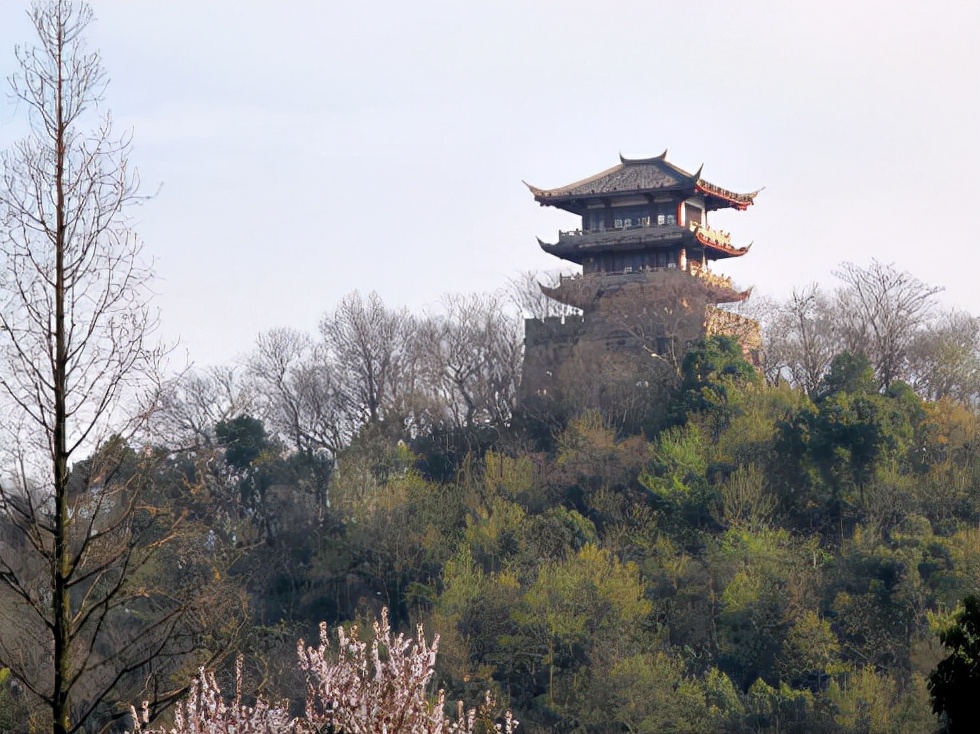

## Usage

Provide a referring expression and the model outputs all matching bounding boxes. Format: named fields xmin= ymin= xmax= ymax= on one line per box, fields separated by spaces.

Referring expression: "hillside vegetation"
xmin=4 ymin=262 xmax=976 ymax=733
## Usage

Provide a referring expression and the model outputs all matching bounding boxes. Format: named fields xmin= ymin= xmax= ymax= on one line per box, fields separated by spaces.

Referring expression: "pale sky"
xmin=1 ymin=1 xmax=978 ymax=366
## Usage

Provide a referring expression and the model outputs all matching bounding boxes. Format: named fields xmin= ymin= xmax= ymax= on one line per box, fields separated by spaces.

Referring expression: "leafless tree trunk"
xmin=248 ymin=327 xmax=350 ymax=455
xmin=418 ymin=293 xmax=523 ymax=429
xmin=765 ymin=284 xmax=837 ymax=395
xmin=0 ymin=3 xmax=228 ymax=732
xmin=905 ymin=309 xmax=980 ymax=403
xmin=509 ymin=270 xmax=580 ymax=321
xmin=319 ymin=291 xmax=416 ymax=427
xmin=832 ymin=260 xmax=942 ymax=388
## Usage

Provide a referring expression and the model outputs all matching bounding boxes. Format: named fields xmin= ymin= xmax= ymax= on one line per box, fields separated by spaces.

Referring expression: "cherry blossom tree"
xmin=132 ymin=609 xmax=517 ymax=734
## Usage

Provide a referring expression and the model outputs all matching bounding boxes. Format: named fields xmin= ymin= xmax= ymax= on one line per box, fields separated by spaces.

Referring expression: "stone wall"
xmin=521 ymin=297 xmax=762 ymax=404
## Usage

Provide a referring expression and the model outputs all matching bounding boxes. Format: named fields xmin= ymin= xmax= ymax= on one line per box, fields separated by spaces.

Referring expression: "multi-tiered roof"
xmin=527 ymin=151 xmax=759 ymax=274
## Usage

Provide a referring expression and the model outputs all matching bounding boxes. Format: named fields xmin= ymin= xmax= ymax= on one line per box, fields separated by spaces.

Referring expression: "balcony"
xmin=554 ymin=262 xmax=735 ymax=291
xmin=556 ymin=222 xmax=685 ymax=249
xmin=688 ymin=221 xmax=732 ymax=246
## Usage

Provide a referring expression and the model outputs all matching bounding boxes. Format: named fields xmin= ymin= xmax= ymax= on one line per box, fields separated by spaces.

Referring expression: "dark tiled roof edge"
xmin=526 ymin=152 xmax=757 ymax=206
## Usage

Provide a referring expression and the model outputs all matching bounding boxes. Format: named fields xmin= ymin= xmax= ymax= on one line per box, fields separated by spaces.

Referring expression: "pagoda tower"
xmin=521 ymin=151 xmax=761 ymax=403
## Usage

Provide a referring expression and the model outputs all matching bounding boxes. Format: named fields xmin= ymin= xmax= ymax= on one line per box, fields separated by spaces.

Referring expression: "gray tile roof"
xmin=526 ymin=151 xmax=758 ymax=210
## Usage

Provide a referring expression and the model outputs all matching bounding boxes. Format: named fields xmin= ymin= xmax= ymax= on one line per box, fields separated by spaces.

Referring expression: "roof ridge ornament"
xmin=619 ymin=148 xmax=669 ymax=165
xmin=522 ymin=180 xmax=545 ymax=197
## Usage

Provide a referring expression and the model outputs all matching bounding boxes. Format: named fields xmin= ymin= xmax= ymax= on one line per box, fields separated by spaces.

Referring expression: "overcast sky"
xmin=0 ymin=1 xmax=978 ymax=367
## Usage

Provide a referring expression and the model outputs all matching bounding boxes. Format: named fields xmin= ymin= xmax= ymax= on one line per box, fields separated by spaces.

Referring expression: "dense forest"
xmin=6 ymin=263 xmax=980 ymax=733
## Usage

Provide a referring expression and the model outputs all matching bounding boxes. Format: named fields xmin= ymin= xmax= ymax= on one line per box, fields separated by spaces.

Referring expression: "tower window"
xmin=684 ymin=202 xmax=704 ymax=226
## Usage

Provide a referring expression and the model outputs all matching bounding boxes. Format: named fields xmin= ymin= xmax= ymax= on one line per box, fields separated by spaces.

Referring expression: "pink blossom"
xmin=132 ymin=609 xmax=516 ymax=734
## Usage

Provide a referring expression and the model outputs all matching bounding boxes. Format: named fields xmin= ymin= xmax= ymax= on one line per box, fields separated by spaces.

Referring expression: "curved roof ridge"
xmin=619 ymin=148 xmax=669 ymax=165
xmin=528 ymin=151 xmax=757 ymax=208
xmin=693 ymin=227 xmax=751 ymax=257
xmin=526 ymin=161 xmax=625 ymax=199
xmin=694 ymin=177 xmax=760 ymax=209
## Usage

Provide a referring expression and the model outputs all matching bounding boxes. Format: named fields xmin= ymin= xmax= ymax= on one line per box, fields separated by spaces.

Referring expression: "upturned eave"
xmin=526 ymin=152 xmax=760 ymax=212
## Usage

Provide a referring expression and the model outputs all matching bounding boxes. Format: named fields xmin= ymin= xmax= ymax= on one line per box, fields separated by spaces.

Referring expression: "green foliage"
xmin=717 ymin=463 xmax=776 ymax=531
xmin=640 ymin=423 xmax=716 ymax=530
xmin=216 ymin=415 xmax=273 ymax=472
xmin=600 ymin=652 xmax=711 ymax=733
xmin=928 ymin=595 xmax=980 ymax=733
xmin=826 ymin=666 xmax=911 ymax=734
xmin=464 ymin=497 xmax=527 ymax=572
xmin=555 ymin=411 xmax=649 ymax=495
xmin=710 ymin=382 xmax=802 ymax=470
xmin=714 ymin=527 xmax=826 ymax=689
xmin=44 ymin=338 xmax=975 ymax=733
xmin=429 ymin=547 xmax=521 ymax=698
xmin=819 ymin=352 xmax=878 ymax=399
xmin=745 ymin=678 xmax=815 ymax=733
xmin=522 ymin=506 xmax=598 ymax=563
xmin=676 ymin=336 xmax=760 ymax=437
xmin=824 ymin=522 xmax=942 ymax=675
xmin=777 ymin=611 xmax=848 ymax=687
xmin=680 ymin=336 xmax=759 ymax=411
xmin=773 ymin=352 xmax=931 ymax=535
xmin=517 ymin=545 xmax=652 ymax=645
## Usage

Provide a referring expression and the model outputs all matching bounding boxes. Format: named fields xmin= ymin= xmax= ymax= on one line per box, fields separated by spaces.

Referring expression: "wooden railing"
xmin=688 ymin=221 xmax=732 ymax=246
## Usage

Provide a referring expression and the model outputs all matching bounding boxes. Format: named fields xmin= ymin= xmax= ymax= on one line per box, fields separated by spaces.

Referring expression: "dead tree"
xmin=509 ymin=269 xmax=580 ymax=321
xmin=0 ymin=3 xmax=242 ymax=732
xmin=905 ymin=309 xmax=980 ymax=403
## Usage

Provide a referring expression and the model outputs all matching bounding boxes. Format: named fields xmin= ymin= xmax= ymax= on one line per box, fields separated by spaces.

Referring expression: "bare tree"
xmin=319 ymin=291 xmax=416 ymax=427
xmin=248 ymin=327 xmax=350 ymax=455
xmin=509 ymin=269 xmax=579 ymax=321
xmin=418 ymin=293 xmax=523 ymax=429
xmin=764 ymin=284 xmax=837 ymax=395
xmin=0 ymin=4 xmax=236 ymax=732
xmin=152 ymin=365 xmax=256 ymax=450
xmin=596 ymin=270 xmax=718 ymax=372
xmin=729 ymin=294 xmax=783 ymax=384
xmin=832 ymin=260 xmax=942 ymax=388
xmin=905 ymin=309 xmax=980 ymax=403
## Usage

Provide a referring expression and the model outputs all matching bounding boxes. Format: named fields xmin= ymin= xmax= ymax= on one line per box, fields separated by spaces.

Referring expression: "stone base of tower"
xmin=519 ymin=271 xmax=761 ymax=412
